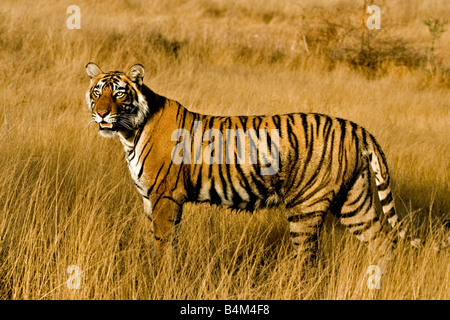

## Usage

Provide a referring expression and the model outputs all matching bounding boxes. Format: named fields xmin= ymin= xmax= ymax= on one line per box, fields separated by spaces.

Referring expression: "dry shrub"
xmin=299 ymin=4 xmax=430 ymax=78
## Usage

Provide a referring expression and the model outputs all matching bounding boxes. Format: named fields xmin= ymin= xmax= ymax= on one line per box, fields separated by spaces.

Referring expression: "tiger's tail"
xmin=366 ymin=136 xmax=422 ymax=248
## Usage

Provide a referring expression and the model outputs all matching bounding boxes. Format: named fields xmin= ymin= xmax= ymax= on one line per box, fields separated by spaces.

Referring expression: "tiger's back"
xmin=170 ymin=109 xmax=363 ymax=212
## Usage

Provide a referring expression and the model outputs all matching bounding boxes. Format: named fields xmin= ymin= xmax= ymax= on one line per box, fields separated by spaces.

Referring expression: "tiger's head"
xmin=85 ymin=62 xmax=149 ymax=138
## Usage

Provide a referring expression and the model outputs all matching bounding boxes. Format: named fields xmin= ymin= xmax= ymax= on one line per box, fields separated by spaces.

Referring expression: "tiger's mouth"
xmin=99 ymin=121 xmax=116 ymax=130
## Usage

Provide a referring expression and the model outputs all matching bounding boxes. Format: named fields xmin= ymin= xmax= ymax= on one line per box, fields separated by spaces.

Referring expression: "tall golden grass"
xmin=0 ymin=0 xmax=448 ymax=299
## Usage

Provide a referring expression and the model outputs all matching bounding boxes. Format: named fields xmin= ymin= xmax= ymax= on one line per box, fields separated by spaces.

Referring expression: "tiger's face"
xmin=85 ymin=62 xmax=149 ymax=138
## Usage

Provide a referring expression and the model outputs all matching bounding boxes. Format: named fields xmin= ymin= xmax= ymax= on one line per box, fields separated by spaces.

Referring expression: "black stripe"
xmin=335 ymin=118 xmax=347 ymax=183
xmin=162 ymin=195 xmax=183 ymax=206
xmin=188 ymin=112 xmax=198 ymax=135
xmin=152 ymin=193 xmax=164 ymax=212
xmin=253 ymin=116 xmax=262 ymax=131
xmin=384 ymin=206 xmax=396 ymax=218
xmin=380 ymin=192 xmax=393 ymax=207
xmin=217 ymin=165 xmax=229 ymax=202
xmin=209 ymin=178 xmax=222 ymax=205
xmin=361 ymin=125 xmax=369 ymax=150
xmin=227 ymin=170 xmax=244 ymax=205
xmin=287 ymin=120 xmax=299 ymax=158
xmin=137 ymin=144 xmax=153 ymax=179
xmin=178 ymin=105 xmax=188 ymax=129
xmin=224 ymin=117 xmax=232 ymax=129
xmin=272 ymin=115 xmax=281 ymax=137
xmin=263 ymin=129 xmax=280 ymax=173
xmin=176 ymin=104 xmax=182 ymax=119
xmin=171 ymin=164 xmax=185 ymax=192
xmin=314 ymin=114 xmax=321 ymax=136
xmin=288 ymin=210 xmax=326 ymax=222
xmin=238 ymin=116 xmax=248 ymax=130
xmin=348 ymin=216 xmax=379 ymax=231
xmin=136 ymin=137 xmax=153 ymax=166
xmin=249 ymin=171 xmax=268 ymax=198
xmin=147 ymin=164 xmax=165 ymax=196
xmin=377 ymin=182 xmax=389 ymax=191
xmin=340 ymin=195 xmax=370 ymax=218
xmin=134 ymin=182 xmax=145 ymax=192
xmin=193 ymin=116 xmax=203 ymax=164
xmin=345 ymin=188 xmax=366 ymax=207
xmin=191 ymin=169 xmax=203 ymax=201
xmin=127 ymin=129 xmax=143 ymax=161
xmin=234 ymin=161 xmax=258 ymax=208
xmin=350 ymin=121 xmax=360 ymax=157
xmin=206 ymin=117 xmax=216 ymax=178
xmin=300 ymin=113 xmax=308 ymax=147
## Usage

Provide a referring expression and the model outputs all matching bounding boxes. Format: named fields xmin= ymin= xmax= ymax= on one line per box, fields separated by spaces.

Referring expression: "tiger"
xmin=85 ymin=62 xmax=415 ymax=271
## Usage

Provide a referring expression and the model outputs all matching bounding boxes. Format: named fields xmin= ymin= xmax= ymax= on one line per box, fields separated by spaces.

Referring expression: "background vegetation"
xmin=0 ymin=0 xmax=448 ymax=299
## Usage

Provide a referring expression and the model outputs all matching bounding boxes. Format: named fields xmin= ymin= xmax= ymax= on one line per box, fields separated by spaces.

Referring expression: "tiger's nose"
xmin=97 ymin=110 xmax=109 ymax=117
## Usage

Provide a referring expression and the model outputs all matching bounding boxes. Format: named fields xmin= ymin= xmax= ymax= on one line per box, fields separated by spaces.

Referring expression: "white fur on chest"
xmin=127 ymin=154 xmax=149 ymax=197
xmin=121 ymin=133 xmax=149 ymax=197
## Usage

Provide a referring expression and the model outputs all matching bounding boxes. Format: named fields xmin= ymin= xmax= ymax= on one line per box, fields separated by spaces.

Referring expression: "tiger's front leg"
xmin=287 ymin=201 xmax=328 ymax=275
xmin=145 ymin=194 xmax=183 ymax=260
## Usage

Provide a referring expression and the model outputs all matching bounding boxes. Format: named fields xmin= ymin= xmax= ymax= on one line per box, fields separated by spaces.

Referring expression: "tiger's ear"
xmin=127 ymin=64 xmax=145 ymax=86
xmin=86 ymin=62 xmax=103 ymax=79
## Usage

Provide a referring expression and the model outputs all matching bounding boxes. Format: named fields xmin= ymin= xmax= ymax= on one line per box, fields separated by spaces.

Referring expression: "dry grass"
xmin=0 ymin=0 xmax=448 ymax=299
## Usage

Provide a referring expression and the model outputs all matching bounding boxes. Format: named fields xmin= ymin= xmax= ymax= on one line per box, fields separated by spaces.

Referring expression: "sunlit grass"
xmin=0 ymin=0 xmax=448 ymax=299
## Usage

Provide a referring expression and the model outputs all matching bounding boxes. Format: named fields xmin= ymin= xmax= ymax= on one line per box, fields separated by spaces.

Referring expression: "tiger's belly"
xmin=185 ymin=164 xmax=285 ymax=212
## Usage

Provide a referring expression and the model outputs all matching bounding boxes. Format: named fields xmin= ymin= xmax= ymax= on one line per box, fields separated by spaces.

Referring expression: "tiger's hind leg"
xmin=338 ymin=165 xmax=394 ymax=274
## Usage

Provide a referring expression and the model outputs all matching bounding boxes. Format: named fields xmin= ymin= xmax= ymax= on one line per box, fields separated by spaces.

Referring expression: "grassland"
xmin=0 ymin=0 xmax=448 ymax=299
